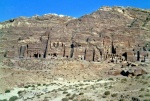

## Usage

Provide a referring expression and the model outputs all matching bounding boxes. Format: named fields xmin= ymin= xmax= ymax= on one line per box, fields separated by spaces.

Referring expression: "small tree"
xmin=5 ymin=90 xmax=10 ymax=93
xmin=104 ymin=91 xmax=110 ymax=95
xmin=9 ymin=96 xmax=18 ymax=101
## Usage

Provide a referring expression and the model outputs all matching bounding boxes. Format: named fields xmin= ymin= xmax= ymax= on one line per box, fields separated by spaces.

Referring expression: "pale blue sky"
xmin=0 ymin=0 xmax=150 ymax=22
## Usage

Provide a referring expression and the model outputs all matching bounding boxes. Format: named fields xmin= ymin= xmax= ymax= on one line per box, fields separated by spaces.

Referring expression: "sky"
xmin=0 ymin=0 xmax=150 ymax=22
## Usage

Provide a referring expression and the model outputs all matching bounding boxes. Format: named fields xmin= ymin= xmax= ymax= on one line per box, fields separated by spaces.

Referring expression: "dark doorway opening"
xmin=39 ymin=54 xmax=41 ymax=58
xmin=122 ymin=52 xmax=127 ymax=61
xmin=53 ymin=53 xmax=57 ymax=57
xmin=34 ymin=54 xmax=38 ymax=58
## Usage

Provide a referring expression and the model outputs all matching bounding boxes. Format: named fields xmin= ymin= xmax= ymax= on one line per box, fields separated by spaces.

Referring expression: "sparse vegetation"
xmin=62 ymin=98 xmax=69 ymax=101
xmin=121 ymin=78 xmax=127 ymax=83
xmin=111 ymin=93 xmax=118 ymax=97
xmin=79 ymin=92 xmax=84 ymax=95
xmin=145 ymin=93 xmax=150 ymax=97
xmin=63 ymin=91 xmax=68 ymax=94
xmin=0 ymin=99 xmax=7 ymax=101
xmin=108 ymin=78 xmax=114 ymax=80
xmin=9 ymin=96 xmax=18 ymax=101
xmin=69 ymin=94 xmax=76 ymax=100
xmin=5 ymin=90 xmax=10 ymax=93
xmin=140 ymin=88 xmax=145 ymax=91
xmin=66 ymin=93 xmax=71 ymax=96
xmin=104 ymin=91 xmax=110 ymax=95
xmin=0 ymin=6 xmax=150 ymax=101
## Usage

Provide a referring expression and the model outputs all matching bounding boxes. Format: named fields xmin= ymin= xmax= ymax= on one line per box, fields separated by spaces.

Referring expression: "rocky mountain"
xmin=0 ymin=6 xmax=150 ymax=101
xmin=0 ymin=6 xmax=150 ymax=63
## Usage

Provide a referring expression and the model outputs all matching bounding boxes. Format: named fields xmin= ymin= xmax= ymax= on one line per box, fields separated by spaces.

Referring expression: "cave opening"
xmin=122 ymin=52 xmax=127 ymax=61
xmin=34 ymin=54 xmax=38 ymax=58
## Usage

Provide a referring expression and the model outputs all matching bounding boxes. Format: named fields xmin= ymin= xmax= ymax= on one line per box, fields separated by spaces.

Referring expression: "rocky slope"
xmin=0 ymin=6 xmax=150 ymax=62
xmin=0 ymin=6 xmax=150 ymax=101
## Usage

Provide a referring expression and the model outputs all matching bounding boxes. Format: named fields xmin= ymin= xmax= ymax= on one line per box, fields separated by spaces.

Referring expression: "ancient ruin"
xmin=0 ymin=6 xmax=150 ymax=101
xmin=1 ymin=7 xmax=149 ymax=64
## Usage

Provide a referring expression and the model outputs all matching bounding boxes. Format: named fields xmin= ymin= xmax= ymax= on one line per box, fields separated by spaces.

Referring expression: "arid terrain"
xmin=0 ymin=6 xmax=150 ymax=101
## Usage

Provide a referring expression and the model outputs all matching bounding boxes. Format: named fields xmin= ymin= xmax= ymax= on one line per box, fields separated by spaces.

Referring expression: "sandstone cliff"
xmin=0 ymin=6 xmax=150 ymax=63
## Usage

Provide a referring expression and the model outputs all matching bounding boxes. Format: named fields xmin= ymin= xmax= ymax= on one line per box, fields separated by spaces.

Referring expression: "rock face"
xmin=0 ymin=6 xmax=150 ymax=63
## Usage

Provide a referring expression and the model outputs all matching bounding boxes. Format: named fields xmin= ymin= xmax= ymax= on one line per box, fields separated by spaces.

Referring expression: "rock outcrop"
xmin=0 ymin=6 xmax=150 ymax=63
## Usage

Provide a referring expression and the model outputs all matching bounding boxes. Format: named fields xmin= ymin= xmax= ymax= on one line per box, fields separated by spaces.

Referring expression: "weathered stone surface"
xmin=0 ymin=6 xmax=150 ymax=64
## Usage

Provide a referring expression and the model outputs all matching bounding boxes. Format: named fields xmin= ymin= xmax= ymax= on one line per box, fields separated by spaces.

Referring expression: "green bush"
xmin=66 ymin=93 xmax=71 ymax=96
xmin=143 ymin=99 xmax=150 ymax=101
xmin=80 ymin=99 xmax=86 ymax=101
xmin=43 ymin=84 xmax=46 ymax=86
xmin=139 ymin=95 xmax=144 ymax=97
xmin=63 ymin=91 xmax=68 ymax=94
xmin=79 ymin=92 xmax=84 ymax=95
xmin=17 ymin=91 xmax=23 ymax=95
xmin=62 ymin=98 xmax=68 ymax=101
xmin=119 ymin=99 xmax=125 ymax=101
xmin=104 ymin=91 xmax=110 ymax=95
xmin=0 ymin=99 xmax=7 ymax=101
xmin=145 ymin=93 xmax=150 ymax=97
xmin=32 ymin=85 xmax=35 ymax=87
xmin=102 ymin=95 xmax=106 ymax=98
xmin=24 ymin=86 xmax=29 ymax=88
xmin=140 ymin=88 xmax=145 ymax=91
xmin=121 ymin=78 xmax=127 ymax=83
xmin=5 ymin=90 xmax=10 ymax=93
xmin=108 ymin=78 xmax=114 ymax=80
xmin=37 ymin=84 xmax=41 ymax=86
xmin=111 ymin=93 xmax=118 ymax=97
xmin=9 ymin=96 xmax=18 ymax=101
xmin=69 ymin=94 xmax=76 ymax=100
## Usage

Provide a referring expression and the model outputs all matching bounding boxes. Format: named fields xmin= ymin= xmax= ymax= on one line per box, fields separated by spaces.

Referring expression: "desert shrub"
xmin=79 ymin=92 xmax=84 ymax=95
xmin=63 ymin=91 xmax=68 ymax=94
xmin=143 ymin=81 xmax=148 ymax=85
xmin=32 ymin=85 xmax=35 ymax=87
xmin=104 ymin=83 xmax=108 ymax=86
xmin=143 ymin=99 xmax=150 ymax=101
xmin=79 ymin=84 xmax=84 ymax=86
xmin=139 ymin=95 xmax=144 ymax=97
xmin=80 ymin=99 xmax=92 ymax=101
xmin=58 ymin=88 xmax=63 ymax=91
xmin=37 ymin=84 xmax=41 ymax=86
xmin=43 ymin=84 xmax=46 ymax=86
xmin=91 ymin=85 xmax=95 ymax=90
xmin=140 ymin=88 xmax=145 ymax=91
xmin=108 ymin=78 xmax=114 ymax=80
xmin=145 ymin=93 xmax=150 ymax=97
xmin=17 ymin=90 xmax=23 ymax=95
xmin=109 ymin=85 xmax=112 ymax=89
xmin=111 ymin=93 xmax=118 ymax=97
xmin=132 ymin=97 xmax=140 ymax=101
xmin=142 ymin=76 xmax=145 ymax=79
xmin=52 ymin=89 xmax=57 ymax=92
xmin=66 ymin=93 xmax=71 ymax=96
xmin=80 ymin=99 xmax=86 ymax=101
xmin=9 ymin=96 xmax=18 ymax=101
xmin=97 ymin=79 xmax=102 ymax=82
xmin=121 ymin=78 xmax=127 ymax=83
xmin=5 ymin=90 xmax=10 ymax=93
xmin=62 ymin=98 xmax=68 ymax=101
xmin=119 ymin=99 xmax=125 ymax=101
xmin=0 ymin=99 xmax=7 ymax=101
xmin=104 ymin=91 xmax=110 ymax=95
xmin=102 ymin=95 xmax=106 ymax=98
xmin=135 ymin=76 xmax=140 ymax=79
xmin=24 ymin=86 xmax=29 ymax=88
xmin=69 ymin=94 xmax=76 ymax=100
